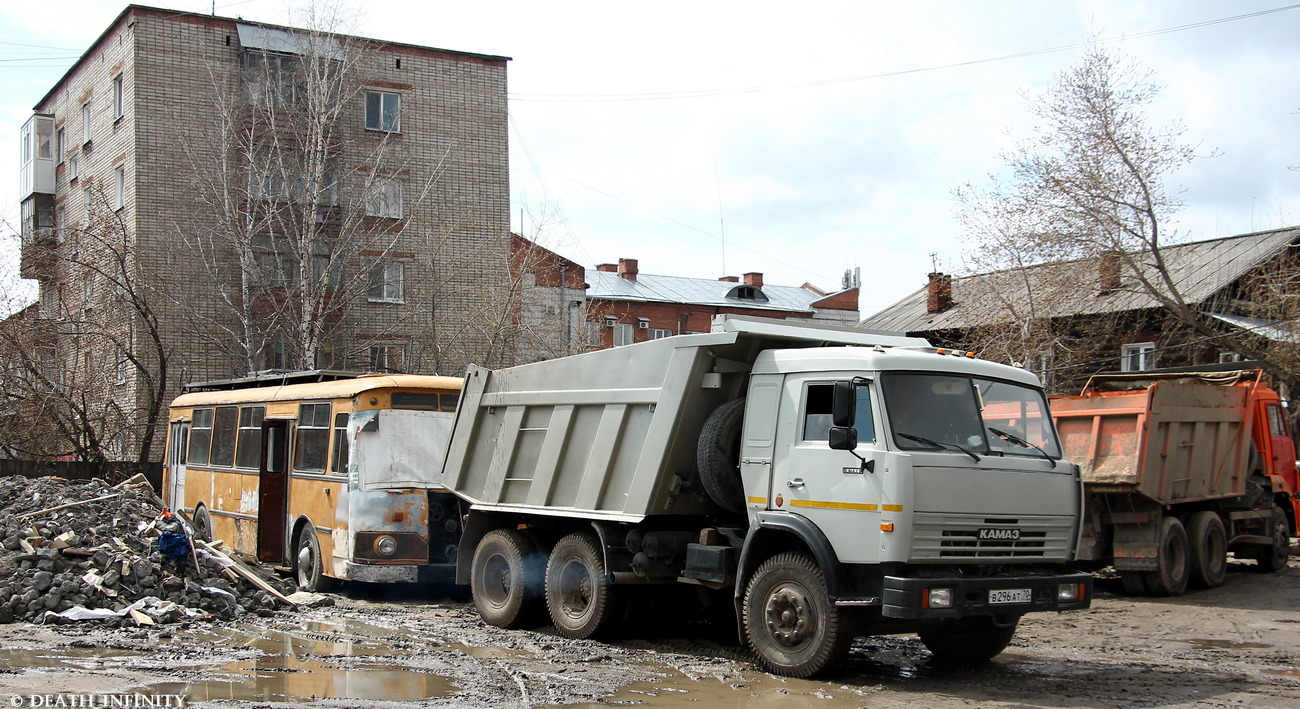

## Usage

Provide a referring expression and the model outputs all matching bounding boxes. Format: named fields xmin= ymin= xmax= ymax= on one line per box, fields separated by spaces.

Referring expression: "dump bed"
xmin=1051 ymin=379 xmax=1254 ymax=504
xmin=440 ymin=316 xmax=927 ymax=523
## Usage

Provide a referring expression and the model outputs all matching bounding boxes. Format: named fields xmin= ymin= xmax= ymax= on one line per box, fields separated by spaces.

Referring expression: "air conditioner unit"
xmin=637 ymin=320 xmax=649 ymax=330
xmin=604 ymin=317 xmax=617 ymax=328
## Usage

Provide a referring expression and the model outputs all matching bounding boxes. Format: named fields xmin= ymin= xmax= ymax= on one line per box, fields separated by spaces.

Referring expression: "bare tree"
xmin=955 ymin=43 xmax=1299 ymax=393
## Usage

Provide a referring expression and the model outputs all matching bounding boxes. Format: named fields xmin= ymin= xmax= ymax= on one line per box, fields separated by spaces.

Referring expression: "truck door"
xmin=770 ymin=376 xmax=883 ymax=564
xmin=1264 ymin=402 xmax=1298 ymax=492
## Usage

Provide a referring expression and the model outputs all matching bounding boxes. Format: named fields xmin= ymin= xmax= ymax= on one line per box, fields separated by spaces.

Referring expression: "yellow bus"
xmin=161 ymin=372 xmax=463 ymax=590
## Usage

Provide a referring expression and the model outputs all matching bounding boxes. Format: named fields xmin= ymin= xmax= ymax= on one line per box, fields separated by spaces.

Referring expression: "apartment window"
xmin=648 ymin=328 xmax=673 ymax=340
xmin=82 ymin=186 xmax=93 ymax=227
xmin=244 ymin=51 xmax=299 ymax=107
xmin=364 ymin=91 xmax=400 ymax=132
xmin=1121 ymin=342 xmax=1156 ymax=372
xmin=69 ymin=155 xmax=79 ymax=181
xmin=112 ymin=74 xmax=124 ymax=120
xmin=366 ymin=178 xmax=403 ymax=218
xmin=612 ymin=323 xmax=634 ymax=347
xmin=368 ymin=262 xmax=404 ymax=303
xmin=369 ymin=344 xmax=404 ymax=373
xmin=113 ymin=165 xmax=125 ymax=210
xmin=115 ymin=359 xmax=126 ymax=386
xmin=294 ymin=402 xmax=331 ymax=472
xmin=81 ymin=103 xmax=91 ymax=144
xmin=55 ymin=128 xmax=64 ymax=165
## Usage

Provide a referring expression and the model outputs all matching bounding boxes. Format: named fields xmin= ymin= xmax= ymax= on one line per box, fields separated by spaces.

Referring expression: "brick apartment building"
xmin=14 ymin=5 xmax=512 ymax=461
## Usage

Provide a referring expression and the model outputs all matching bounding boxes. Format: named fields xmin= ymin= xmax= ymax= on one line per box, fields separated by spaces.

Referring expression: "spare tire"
xmin=697 ymin=398 xmax=747 ymax=513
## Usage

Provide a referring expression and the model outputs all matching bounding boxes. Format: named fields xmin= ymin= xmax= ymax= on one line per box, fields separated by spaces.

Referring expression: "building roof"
xmin=586 ymin=270 xmax=851 ymax=313
xmin=861 ymin=227 xmax=1300 ymax=334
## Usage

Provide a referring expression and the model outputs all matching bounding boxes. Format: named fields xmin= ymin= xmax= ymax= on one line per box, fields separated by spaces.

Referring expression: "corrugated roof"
xmin=861 ymin=227 xmax=1300 ymax=334
xmin=587 ymin=271 xmax=837 ymax=313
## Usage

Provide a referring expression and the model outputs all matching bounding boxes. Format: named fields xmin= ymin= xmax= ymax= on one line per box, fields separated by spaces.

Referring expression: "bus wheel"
xmin=1247 ymin=506 xmax=1291 ymax=573
xmin=1144 ymin=516 xmax=1190 ymax=596
xmin=1187 ymin=511 xmax=1227 ymax=588
xmin=192 ymin=505 xmax=213 ymax=543
xmin=919 ymin=615 xmax=1019 ymax=662
xmin=545 ymin=533 xmax=622 ymax=639
xmin=471 ymin=529 xmax=545 ymax=628
xmin=742 ymin=552 xmax=849 ymax=678
xmin=295 ymin=522 xmax=333 ymax=592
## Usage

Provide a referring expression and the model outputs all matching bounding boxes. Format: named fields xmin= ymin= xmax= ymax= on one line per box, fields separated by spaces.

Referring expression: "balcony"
xmin=19 ymin=115 xmax=55 ymax=199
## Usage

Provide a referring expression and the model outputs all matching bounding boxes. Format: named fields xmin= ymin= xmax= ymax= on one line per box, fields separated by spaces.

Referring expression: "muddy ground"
xmin=0 ymin=556 xmax=1297 ymax=709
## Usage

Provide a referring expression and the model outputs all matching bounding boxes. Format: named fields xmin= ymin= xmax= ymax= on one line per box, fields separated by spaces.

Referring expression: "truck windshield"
xmin=882 ymin=373 xmax=1061 ymax=459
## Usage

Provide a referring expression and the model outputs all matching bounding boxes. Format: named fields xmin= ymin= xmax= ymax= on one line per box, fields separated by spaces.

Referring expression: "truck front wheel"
xmin=1187 ymin=511 xmax=1227 ymax=588
xmin=471 ymin=529 xmax=544 ymax=628
xmin=546 ymin=533 xmax=622 ymax=639
xmin=742 ymin=552 xmax=850 ymax=678
xmin=918 ymin=615 xmax=1018 ymax=661
xmin=1247 ymin=505 xmax=1291 ymax=573
xmin=1145 ymin=516 xmax=1190 ymax=596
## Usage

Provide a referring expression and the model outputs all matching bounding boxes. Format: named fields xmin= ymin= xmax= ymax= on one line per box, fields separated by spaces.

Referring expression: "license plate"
xmin=989 ymin=588 xmax=1032 ymax=605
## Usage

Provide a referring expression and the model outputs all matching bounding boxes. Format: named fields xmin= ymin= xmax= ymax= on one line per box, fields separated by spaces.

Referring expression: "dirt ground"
xmin=0 ymin=556 xmax=1297 ymax=709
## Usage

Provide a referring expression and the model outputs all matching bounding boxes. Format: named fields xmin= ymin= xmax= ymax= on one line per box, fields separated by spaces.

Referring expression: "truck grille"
xmin=911 ymin=514 xmax=1074 ymax=560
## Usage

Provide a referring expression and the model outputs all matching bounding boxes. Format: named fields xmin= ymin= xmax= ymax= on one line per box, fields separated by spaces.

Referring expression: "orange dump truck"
xmin=1050 ymin=368 xmax=1296 ymax=596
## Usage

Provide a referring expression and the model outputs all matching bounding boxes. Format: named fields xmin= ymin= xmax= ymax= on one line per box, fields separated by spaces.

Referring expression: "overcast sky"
xmin=3 ymin=1 xmax=1299 ymax=315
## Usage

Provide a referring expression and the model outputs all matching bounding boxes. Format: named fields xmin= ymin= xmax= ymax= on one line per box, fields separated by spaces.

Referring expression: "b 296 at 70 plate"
xmin=989 ymin=588 xmax=1032 ymax=604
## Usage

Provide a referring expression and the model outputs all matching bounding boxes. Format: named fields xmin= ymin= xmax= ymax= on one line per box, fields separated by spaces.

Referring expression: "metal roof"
xmin=586 ymin=271 xmax=838 ymax=313
xmin=861 ymin=227 xmax=1300 ymax=334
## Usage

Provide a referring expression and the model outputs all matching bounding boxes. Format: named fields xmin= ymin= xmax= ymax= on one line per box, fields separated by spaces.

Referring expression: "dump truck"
xmin=442 ymin=315 xmax=1090 ymax=677
xmin=1050 ymin=367 xmax=1297 ymax=597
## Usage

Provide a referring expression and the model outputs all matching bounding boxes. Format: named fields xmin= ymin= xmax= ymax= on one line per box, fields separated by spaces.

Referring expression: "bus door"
xmin=166 ymin=420 xmax=189 ymax=509
xmin=258 ymin=419 xmax=291 ymax=564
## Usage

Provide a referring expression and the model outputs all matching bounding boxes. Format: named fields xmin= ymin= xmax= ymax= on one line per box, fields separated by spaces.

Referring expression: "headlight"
xmin=926 ymin=588 xmax=953 ymax=609
xmin=375 ymin=535 xmax=398 ymax=557
xmin=1058 ymin=582 xmax=1081 ymax=602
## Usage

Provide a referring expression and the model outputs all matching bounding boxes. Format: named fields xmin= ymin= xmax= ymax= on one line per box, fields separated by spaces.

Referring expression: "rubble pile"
xmin=0 ymin=475 xmax=295 ymax=626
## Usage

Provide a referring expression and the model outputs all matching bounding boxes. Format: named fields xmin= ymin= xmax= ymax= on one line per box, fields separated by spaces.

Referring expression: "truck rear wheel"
xmin=545 ymin=533 xmax=622 ymax=639
xmin=919 ymin=615 xmax=1019 ymax=662
xmin=1187 ymin=511 xmax=1227 ymax=588
xmin=697 ymin=399 xmax=747 ymax=513
xmin=1247 ymin=505 xmax=1291 ymax=573
xmin=742 ymin=552 xmax=849 ymax=678
xmin=1144 ymin=516 xmax=1190 ymax=596
xmin=471 ymin=529 xmax=544 ymax=628
xmin=1118 ymin=570 xmax=1150 ymax=596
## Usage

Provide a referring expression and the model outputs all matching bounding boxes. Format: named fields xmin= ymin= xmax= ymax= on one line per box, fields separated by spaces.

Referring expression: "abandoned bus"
xmin=161 ymin=372 xmax=463 ymax=590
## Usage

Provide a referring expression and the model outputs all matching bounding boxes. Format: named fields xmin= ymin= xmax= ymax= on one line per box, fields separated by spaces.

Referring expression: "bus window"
xmin=295 ymin=402 xmax=331 ymax=472
xmin=392 ymin=392 xmax=441 ymax=410
xmin=331 ymin=411 xmax=349 ymax=474
xmin=235 ymin=405 xmax=265 ymax=469
xmin=187 ymin=408 xmax=214 ymax=465
xmin=440 ymin=393 xmax=459 ymax=412
xmin=211 ymin=406 xmax=239 ymax=467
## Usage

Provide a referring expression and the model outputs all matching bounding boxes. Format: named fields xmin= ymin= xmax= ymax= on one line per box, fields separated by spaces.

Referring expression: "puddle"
xmin=1267 ymin=668 xmax=1300 ymax=677
xmin=0 ymin=645 xmax=143 ymax=671
xmin=552 ymin=670 xmax=874 ymax=709
xmin=1181 ymin=639 xmax=1272 ymax=651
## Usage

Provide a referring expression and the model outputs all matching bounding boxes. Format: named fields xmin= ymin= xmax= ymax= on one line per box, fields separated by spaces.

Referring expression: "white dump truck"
xmin=442 ymin=316 xmax=1091 ymax=676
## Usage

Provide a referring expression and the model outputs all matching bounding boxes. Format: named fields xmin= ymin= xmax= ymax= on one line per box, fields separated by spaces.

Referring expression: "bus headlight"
xmin=374 ymin=535 xmax=398 ymax=557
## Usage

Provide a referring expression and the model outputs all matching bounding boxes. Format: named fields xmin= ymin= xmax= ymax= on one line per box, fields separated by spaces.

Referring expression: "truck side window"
xmin=804 ymin=383 xmax=875 ymax=443
xmin=1267 ymin=404 xmax=1290 ymax=437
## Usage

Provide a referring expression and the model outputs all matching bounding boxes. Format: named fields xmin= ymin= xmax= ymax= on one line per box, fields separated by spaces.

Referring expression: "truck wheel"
xmin=1187 ymin=511 xmax=1227 ymax=588
xmin=919 ymin=615 xmax=1019 ymax=662
xmin=546 ymin=533 xmax=622 ymax=639
xmin=471 ymin=529 xmax=545 ymax=628
xmin=1144 ymin=516 xmax=1190 ymax=596
xmin=742 ymin=552 xmax=850 ymax=678
xmin=697 ymin=399 xmax=747 ymax=513
xmin=1118 ymin=570 xmax=1150 ymax=596
xmin=1248 ymin=505 xmax=1291 ymax=573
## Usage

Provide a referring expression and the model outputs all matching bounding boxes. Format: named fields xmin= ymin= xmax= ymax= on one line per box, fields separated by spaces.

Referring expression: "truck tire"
xmin=742 ymin=551 xmax=849 ymax=678
xmin=697 ymin=398 xmax=747 ymax=513
xmin=1247 ymin=505 xmax=1291 ymax=573
xmin=471 ymin=529 xmax=545 ymax=628
xmin=919 ymin=615 xmax=1019 ymax=662
xmin=1144 ymin=516 xmax=1190 ymax=596
xmin=546 ymin=533 xmax=622 ymax=639
xmin=1118 ymin=570 xmax=1150 ymax=596
xmin=1187 ymin=511 xmax=1227 ymax=588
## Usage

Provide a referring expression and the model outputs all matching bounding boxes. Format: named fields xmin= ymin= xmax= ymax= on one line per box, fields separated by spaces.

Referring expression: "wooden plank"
xmin=196 ymin=539 xmax=295 ymax=605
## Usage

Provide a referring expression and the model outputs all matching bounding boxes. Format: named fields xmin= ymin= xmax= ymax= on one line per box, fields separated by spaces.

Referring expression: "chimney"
xmin=596 ymin=263 xmax=617 ymax=273
xmin=1098 ymin=251 xmax=1121 ymax=293
xmin=618 ymin=258 xmax=638 ymax=280
xmin=742 ymin=272 xmax=764 ymax=289
xmin=926 ymin=272 xmax=953 ymax=314
xmin=718 ymin=276 xmax=739 ymax=283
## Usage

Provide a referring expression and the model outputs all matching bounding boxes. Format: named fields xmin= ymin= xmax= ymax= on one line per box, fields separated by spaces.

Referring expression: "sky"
xmin=3 ymin=1 xmax=1299 ymax=316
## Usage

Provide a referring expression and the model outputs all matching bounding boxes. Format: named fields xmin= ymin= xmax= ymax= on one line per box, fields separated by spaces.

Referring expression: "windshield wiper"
xmin=987 ymin=427 xmax=1056 ymax=468
xmin=897 ymin=432 xmax=981 ymax=462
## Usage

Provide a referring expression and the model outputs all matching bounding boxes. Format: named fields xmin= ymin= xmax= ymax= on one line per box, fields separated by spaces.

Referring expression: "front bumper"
xmin=883 ymin=571 xmax=1092 ymax=619
xmin=335 ymin=561 xmax=419 ymax=583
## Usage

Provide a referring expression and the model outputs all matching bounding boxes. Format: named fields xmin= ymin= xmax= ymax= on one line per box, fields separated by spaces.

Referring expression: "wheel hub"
xmin=764 ymin=586 xmax=810 ymax=647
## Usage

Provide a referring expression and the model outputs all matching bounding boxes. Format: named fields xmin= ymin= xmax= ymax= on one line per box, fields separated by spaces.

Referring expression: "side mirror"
xmin=832 ymin=380 xmax=856 ymax=428
xmin=828 ymin=426 xmax=857 ymax=451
